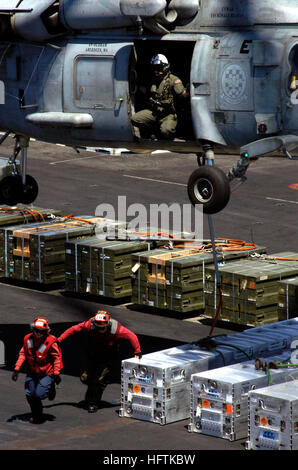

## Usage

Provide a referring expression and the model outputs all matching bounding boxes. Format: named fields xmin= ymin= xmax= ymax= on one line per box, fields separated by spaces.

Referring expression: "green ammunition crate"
xmin=277 ymin=277 xmax=298 ymax=320
xmin=146 ymin=286 xmax=168 ymax=309
xmin=205 ymin=286 xmax=279 ymax=313
xmin=205 ymin=252 xmax=298 ymax=326
xmin=65 ymin=237 xmax=156 ymax=298
xmin=1 ymin=216 xmax=119 ymax=284
xmin=204 ymin=303 xmax=279 ymax=327
xmin=166 ymin=290 xmax=204 ymax=313
xmin=205 ymin=292 xmax=277 ymax=315
xmin=137 ymin=286 xmax=204 ymax=312
xmin=68 ymin=275 xmax=133 ymax=298
xmin=132 ymin=280 xmax=148 ymax=306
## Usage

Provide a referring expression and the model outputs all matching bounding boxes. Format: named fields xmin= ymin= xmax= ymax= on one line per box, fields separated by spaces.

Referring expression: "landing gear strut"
xmin=187 ymin=144 xmax=230 ymax=214
xmin=0 ymin=135 xmax=38 ymax=205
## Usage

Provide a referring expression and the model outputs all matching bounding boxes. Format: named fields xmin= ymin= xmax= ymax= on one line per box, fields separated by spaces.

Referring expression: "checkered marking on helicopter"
xmin=221 ymin=64 xmax=248 ymax=105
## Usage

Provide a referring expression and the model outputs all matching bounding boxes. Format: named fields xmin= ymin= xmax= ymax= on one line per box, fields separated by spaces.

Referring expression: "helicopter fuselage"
xmin=0 ymin=1 xmax=298 ymax=155
xmin=0 ymin=0 xmax=298 ymax=212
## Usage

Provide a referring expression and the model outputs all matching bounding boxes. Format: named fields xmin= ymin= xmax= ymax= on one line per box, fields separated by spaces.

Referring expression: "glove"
xmin=80 ymin=371 xmax=88 ymax=383
xmin=11 ymin=370 xmax=19 ymax=381
xmin=149 ymin=97 xmax=161 ymax=107
xmin=54 ymin=374 xmax=61 ymax=385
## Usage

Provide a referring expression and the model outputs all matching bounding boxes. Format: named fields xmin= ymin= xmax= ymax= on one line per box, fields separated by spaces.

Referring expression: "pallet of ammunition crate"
xmin=65 ymin=237 xmax=157 ymax=298
xmin=205 ymin=252 xmax=298 ymax=326
xmin=131 ymin=245 xmax=266 ymax=313
xmin=0 ymin=216 xmax=124 ymax=284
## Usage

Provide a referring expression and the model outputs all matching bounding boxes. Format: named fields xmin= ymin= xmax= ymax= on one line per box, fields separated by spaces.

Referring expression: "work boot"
xmin=27 ymin=396 xmax=43 ymax=423
xmin=29 ymin=415 xmax=44 ymax=424
xmin=88 ymin=403 xmax=98 ymax=413
xmin=48 ymin=381 xmax=56 ymax=401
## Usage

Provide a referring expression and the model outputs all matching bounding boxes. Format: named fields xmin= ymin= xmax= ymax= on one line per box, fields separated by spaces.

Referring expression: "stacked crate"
xmin=132 ymin=245 xmax=266 ymax=313
xmin=0 ymin=205 xmax=62 ymax=277
xmin=277 ymin=277 xmax=298 ymax=320
xmin=120 ymin=318 xmax=298 ymax=425
xmin=65 ymin=237 xmax=155 ymax=299
xmin=132 ymin=247 xmax=202 ymax=312
xmin=0 ymin=216 xmax=124 ymax=284
xmin=189 ymin=350 xmax=298 ymax=441
xmin=205 ymin=252 xmax=298 ymax=326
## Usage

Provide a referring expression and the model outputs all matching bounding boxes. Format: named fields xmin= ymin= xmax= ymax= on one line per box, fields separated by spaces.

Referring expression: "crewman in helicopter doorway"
xmin=131 ymin=53 xmax=189 ymax=140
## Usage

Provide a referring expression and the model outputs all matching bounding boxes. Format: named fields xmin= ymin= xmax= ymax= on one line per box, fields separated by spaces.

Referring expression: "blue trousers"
xmin=25 ymin=374 xmax=53 ymax=399
xmin=25 ymin=374 xmax=54 ymax=419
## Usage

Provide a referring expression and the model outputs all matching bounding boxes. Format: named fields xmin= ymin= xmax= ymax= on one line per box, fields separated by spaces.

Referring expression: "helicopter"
xmin=0 ymin=0 xmax=298 ymax=213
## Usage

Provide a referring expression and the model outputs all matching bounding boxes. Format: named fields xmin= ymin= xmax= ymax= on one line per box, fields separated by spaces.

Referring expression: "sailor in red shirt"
xmin=12 ymin=317 xmax=62 ymax=424
xmin=58 ymin=310 xmax=141 ymax=413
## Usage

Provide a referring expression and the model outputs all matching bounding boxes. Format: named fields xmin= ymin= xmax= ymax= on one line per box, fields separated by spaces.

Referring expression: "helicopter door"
xmin=190 ymin=37 xmax=227 ymax=146
xmin=63 ymin=41 xmax=134 ymax=141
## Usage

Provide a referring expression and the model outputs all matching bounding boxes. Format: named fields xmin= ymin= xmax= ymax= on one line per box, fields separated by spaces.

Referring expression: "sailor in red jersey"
xmin=58 ymin=310 xmax=141 ymax=413
xmin=12 ymin=317 xmax=62 ymax=424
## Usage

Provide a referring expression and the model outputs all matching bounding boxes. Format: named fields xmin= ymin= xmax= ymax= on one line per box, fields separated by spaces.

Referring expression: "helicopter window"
xmin=74 ymin=55 xmax=115 ymax=109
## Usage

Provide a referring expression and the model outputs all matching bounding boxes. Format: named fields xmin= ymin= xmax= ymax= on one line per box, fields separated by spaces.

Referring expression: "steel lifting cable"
xmin=207 ymin=215 xmax=223 ymax=336
xmin=131 ymin=231 xmax=259 ymax=253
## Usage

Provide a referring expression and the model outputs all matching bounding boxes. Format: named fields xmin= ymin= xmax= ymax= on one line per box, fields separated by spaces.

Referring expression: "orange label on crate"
xmin=202 ymin=399 xmax=210 ymax=408
xmin=226 ymin=404 xmax=233 ymax=414
xmin=133 ymin=384 xmax=141 ymax=394
xmin=249 ymin=281 xmax=256 ymax=289
xmin=260 ymin=416 xmax=268 ymax=426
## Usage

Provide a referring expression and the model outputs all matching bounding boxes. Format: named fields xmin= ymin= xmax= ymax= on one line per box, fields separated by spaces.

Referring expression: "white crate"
xmin=189 ymin=350 xmax=298 ymax=441
xmin=120 ymin=318 xmax=298 ymax=425
xmin=247 ymin=380 xmax=298 ymax=450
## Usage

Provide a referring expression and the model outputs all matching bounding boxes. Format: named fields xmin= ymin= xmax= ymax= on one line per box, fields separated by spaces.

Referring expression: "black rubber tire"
xmin=187 ymin=166 xmax=230 ymax=214
xmin=20 ymin=174 xmax=39 ymax=204
xmin=0 ymin=175 xmax=22 ymax=206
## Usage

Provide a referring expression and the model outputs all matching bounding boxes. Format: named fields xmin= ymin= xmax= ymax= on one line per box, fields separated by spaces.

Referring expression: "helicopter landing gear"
xmin=0 ymin=175 xmax=22 ymax=206
xmin=0 ymin=135 xmax=38 ymax=205
xmin=20 ymin=174 xmax=39 ymax=204
xmin=187 ymin=145 xmax=230 ymax=214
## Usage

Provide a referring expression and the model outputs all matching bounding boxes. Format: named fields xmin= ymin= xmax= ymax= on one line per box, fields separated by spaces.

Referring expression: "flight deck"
xmin=0 ymin=136 xmax=297 ymax=453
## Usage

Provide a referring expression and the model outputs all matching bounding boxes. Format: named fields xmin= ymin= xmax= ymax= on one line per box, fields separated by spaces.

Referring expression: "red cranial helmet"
xmin=32 ymin=317 xmax=50 ymax=333
xmin=93 ymin=310 xmax=111 ymax=328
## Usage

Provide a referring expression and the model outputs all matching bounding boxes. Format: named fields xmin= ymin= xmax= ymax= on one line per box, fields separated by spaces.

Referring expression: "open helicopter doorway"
xmin=130 ymin=40 xmax=195 ymax=140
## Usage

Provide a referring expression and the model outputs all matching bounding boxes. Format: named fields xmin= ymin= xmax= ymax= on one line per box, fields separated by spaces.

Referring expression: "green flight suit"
xmin=132 ymin=72 xmax=186 ymax=139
